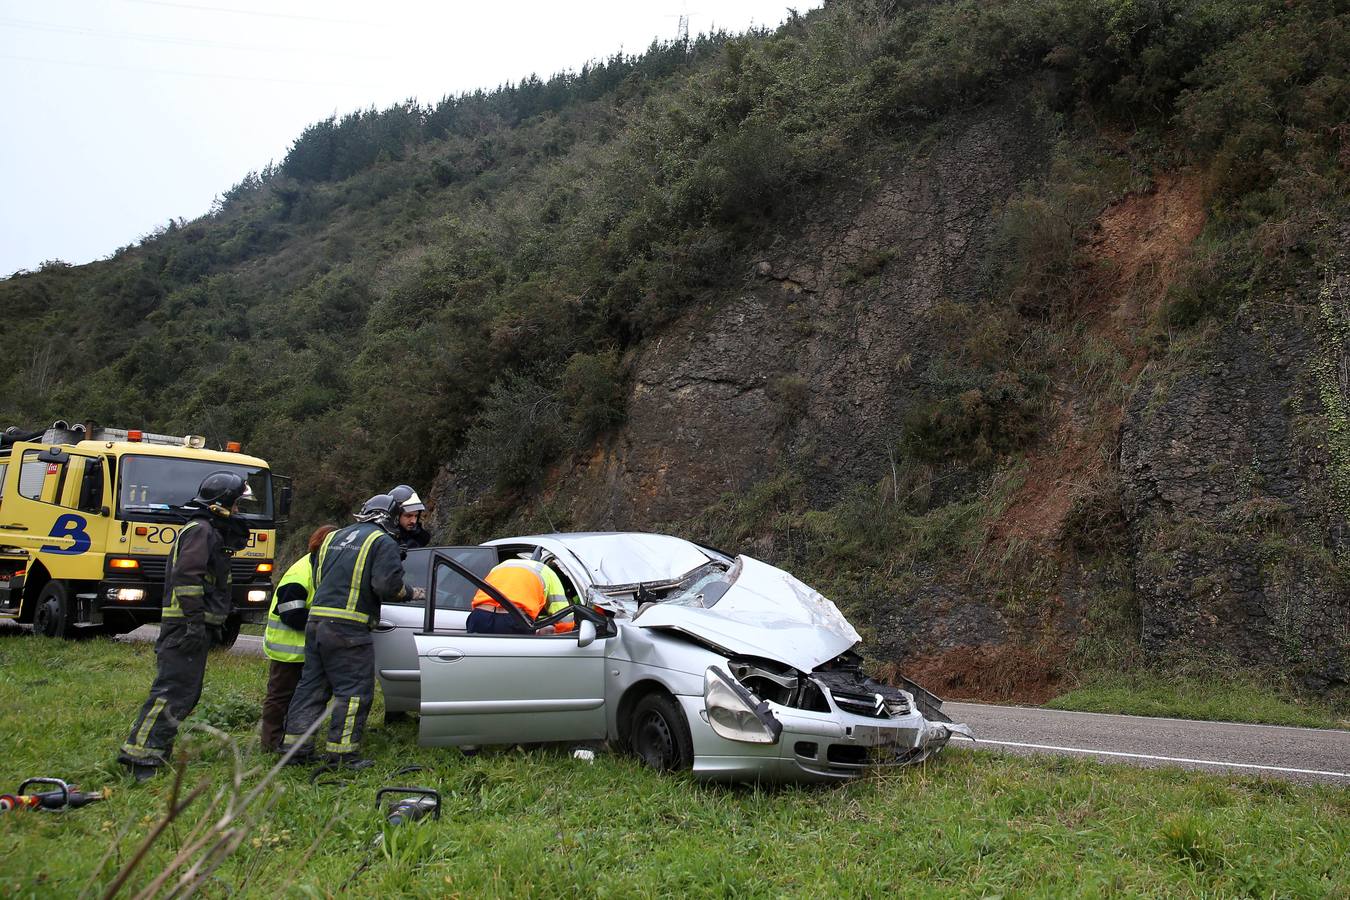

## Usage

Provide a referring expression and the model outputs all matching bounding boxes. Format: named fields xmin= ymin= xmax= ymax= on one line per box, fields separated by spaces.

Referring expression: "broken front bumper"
xmin=678 ymin=695 xmax=973 ymax=783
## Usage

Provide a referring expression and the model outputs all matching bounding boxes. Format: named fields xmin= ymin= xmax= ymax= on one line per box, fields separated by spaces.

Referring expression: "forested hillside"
xmin=3 ymin=0 xmax=1347 ymax=695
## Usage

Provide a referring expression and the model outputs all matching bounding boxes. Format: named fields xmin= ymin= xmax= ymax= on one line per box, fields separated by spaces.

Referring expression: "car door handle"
xmin=0 ymin=524 xmax=27 ymax=531
xmin=429 ymin=648 xmax=463 ymax=662
xmin=372 ymin=621 xmax=397 ymax=633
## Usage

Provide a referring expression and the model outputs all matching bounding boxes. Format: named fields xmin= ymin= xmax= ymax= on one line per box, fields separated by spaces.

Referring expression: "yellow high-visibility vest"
xmin=263 ymin=554 xmax=313 ymax=663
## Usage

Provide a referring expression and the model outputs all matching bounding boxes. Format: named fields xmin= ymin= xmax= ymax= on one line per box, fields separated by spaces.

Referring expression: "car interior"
xmin=417 ymin=543 xmax=614 ymax=640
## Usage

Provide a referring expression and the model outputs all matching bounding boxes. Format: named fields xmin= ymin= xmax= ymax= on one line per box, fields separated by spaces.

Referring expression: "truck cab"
xmin=0 ymin=422 xmax=290 ymax=645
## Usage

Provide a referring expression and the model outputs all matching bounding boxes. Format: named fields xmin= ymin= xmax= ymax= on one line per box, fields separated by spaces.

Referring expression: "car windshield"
xmin=119 ymin=456 xmax=273 ymax=521
xmin=650 ymin=561 xmax=735 ymax=609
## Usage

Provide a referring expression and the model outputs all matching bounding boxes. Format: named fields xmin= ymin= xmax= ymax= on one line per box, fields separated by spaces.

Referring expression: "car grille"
xmin=124 ymin=558 xmax=267 ymax=582
xmin=831 ymin=691 xmax=890 ymax=718
xmin=814 ymin=668 xmax=913 ymax=719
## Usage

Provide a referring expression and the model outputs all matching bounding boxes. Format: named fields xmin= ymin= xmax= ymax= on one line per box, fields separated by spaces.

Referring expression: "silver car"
xmin=373 ymin=532 xmax=972 ymax=782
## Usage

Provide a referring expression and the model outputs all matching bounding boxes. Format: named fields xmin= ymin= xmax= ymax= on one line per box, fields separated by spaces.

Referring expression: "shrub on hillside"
xmin=457 ymin=373 xmax=566 ymax=492
xmin=561 ymin=350 xmax=626 ymax=445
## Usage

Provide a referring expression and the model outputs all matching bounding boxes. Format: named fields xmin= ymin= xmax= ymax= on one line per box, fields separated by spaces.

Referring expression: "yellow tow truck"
xmin=0 ymin=421 xmax=291 ymax=648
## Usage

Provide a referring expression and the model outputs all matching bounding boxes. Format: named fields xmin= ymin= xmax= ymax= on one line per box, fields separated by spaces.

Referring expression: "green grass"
xmin=1048 ymin=671 xmax=1350 ymax=730
xmin=1 ymin=636 xmax=1347 ymax=897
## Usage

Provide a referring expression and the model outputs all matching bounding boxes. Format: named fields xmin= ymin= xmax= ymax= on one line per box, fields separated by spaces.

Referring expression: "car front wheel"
xmin=629 ymin=692 xmax=693 ymax=772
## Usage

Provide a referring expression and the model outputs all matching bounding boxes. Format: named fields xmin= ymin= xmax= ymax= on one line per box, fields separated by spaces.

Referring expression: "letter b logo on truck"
xmin=42 ymin=514 xmax=91 ymax=555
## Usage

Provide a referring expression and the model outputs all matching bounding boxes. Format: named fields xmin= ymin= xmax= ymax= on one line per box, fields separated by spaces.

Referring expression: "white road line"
xmin=949 ymin=702 xmax=1349 ymax=734
xmin=978 ymin=738 xmax=1350 ymax=779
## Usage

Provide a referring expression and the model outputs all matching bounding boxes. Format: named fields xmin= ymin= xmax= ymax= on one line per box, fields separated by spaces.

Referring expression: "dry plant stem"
xmin=102 ymin=773 xmax=211 ymax=900
xmin=132 ymin=788 xmax=229 ymax=900
xmin=82 ymin=763 xmax=188 ymax=900
xmin=174 ymin=790 xmax=285 ymax=899
xmin=81 ymin=809 xmax=140 ymax=900
xmin=103 ymin=713 xmax=327 ymax=899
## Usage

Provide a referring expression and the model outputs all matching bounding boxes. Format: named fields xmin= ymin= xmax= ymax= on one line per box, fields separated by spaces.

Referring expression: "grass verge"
xmin=1048 ymin=671 xmax=1349 ymax=730
xmin=0 ymin=635 xmax=1346 ymax=897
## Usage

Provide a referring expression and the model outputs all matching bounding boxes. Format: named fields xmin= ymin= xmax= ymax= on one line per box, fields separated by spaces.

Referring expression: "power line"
xmin=0 ymin=52 xmax=398 ymax=91
xmin=120 ymin=0 xmax=391 ymax=28
xmin=0 ymin=16 xmax=396 ymax=60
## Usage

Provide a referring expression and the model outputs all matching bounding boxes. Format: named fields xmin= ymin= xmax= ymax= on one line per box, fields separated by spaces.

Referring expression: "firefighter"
xmin=466 ymin=555 xmax=574 ymax=635
xmin=388 ymin=484 xmax=430 ymax=549
xmin=281 ymin=494 xmax=407 ymax=767
xmin=118 ymin=472 xmax=251 ymax=780
xmin=259 ymin=523 xmax=337 ymax=753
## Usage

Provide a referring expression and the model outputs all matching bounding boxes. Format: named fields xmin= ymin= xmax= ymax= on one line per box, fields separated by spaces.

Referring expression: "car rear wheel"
xmin=32 ymin=581 xmax=72 ymax=638
xmin=629 ymin=692 xmax=693 ymax=772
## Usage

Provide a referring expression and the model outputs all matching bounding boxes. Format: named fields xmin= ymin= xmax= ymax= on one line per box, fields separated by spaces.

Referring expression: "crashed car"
xmin=372 ymin=532 xmax=972 ymax=782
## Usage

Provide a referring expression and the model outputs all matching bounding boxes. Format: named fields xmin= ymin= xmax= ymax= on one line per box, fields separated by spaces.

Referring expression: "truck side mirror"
xmin=37 ymin=447 xmax=69 ymax=464
xmin=275 ymin=477 xmax=293 ymax=520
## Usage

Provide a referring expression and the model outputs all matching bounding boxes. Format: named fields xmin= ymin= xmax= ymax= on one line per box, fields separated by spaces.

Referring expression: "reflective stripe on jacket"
xmin=263 ymin=554 xmax=314 ymax=662
xmin=308 ymin=522 xmax=405 ymax=627
xmin=471 ymin=558 xmax=572 ymax=630
xmin=161 ymin=516 xmax=232 ymax=626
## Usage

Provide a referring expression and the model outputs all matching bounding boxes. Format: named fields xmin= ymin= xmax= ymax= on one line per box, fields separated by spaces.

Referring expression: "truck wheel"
xmin=99 ymin=611 xmax=138 ymax=638
xmin=212 ymin=615 xmax=241 ymax=651
xmin=32 ymin=581 xmax=72 ymax=638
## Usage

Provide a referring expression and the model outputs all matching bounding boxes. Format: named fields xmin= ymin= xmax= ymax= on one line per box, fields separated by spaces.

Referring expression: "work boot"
xmin=281 ymin=749 xmax=316 ymax=766
xmin=124 ymin=762 xmax=160 ymax=783
xmin=324 ymin=753 xmax=374 ymax=770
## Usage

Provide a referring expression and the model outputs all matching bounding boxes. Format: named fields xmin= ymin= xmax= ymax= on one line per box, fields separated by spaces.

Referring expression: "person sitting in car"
xmin=466 ymin=556 xmax=574 ymax=635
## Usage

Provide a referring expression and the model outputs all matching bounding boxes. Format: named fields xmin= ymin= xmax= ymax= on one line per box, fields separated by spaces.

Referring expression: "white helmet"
xmin=389 ymin=484 xmax=425 ymax=513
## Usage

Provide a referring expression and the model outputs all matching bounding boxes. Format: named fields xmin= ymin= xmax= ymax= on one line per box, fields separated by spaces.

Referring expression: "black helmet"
xmin=193 ymin=471 xmax=250 ymax=517
xmin=389 ymin=484 xmax=425 ymax=513
xmin=356 ymin=493 xmax=401 ymax=534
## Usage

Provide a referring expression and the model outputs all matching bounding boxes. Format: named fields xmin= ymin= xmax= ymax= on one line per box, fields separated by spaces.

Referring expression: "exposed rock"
xmin=557 ymin=106 xmax=1053 ymax=527
xmin=1120 ymin=281 xmax=1350 ymax=687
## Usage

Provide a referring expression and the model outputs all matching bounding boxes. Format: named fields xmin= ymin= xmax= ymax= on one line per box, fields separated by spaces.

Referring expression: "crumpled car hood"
xmin=634 ymin=555 xmax=861 ymax=671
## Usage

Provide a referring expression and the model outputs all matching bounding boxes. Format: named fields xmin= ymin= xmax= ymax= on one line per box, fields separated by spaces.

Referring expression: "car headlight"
xmin=704 ymin=665 xmax=783 ymax=745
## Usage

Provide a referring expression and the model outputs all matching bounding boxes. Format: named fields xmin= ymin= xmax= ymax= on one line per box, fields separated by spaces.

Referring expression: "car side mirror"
xmin=576 ymin=619 xmax=597 ymax=648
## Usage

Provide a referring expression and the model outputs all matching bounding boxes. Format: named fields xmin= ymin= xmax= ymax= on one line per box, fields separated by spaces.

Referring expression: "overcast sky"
xmin=1 ymin=0 xmax=821 ymax=276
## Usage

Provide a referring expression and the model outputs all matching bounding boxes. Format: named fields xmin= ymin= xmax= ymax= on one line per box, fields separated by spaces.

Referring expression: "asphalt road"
xmin=120 ymin=624 xmax=264 ymax=655
xmin=945 ymin=701 xmax=1350 ymax=786
xmin=113 ymin=625 xmax=1350 ymax=786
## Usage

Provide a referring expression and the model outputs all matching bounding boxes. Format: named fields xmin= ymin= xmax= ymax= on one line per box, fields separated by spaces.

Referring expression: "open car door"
xmin=415 ymin=557 xmax=608 ymax=747
xmin=374 ymin=547 xmax=497 ymax=715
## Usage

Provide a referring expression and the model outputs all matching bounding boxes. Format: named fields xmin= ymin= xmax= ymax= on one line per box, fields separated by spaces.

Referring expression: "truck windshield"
xmin=119 ymin=456 xmax=273 ymax=521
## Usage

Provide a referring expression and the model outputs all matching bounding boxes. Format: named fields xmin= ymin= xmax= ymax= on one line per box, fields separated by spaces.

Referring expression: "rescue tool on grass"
xmin=0 ymin=777 xmax=109 ymax=812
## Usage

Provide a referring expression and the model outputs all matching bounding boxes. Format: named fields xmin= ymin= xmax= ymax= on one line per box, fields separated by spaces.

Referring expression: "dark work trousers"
xmin=466 ymin=608 xmax=532 ymax=634
xmin=259 ymin=659 xmax=304 ymax=752
xmin=281 ymin=618 xmax=375 ymax=757
xmin=119 ymin=620 xmax=210 ymax=767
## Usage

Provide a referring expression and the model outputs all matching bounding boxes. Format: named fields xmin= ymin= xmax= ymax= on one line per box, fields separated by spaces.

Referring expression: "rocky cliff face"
xmin=556 ymin=105 xmax=1052 ymax=527
xmin=434 ymin=102 xmax=1349 ymax=692
xmin=1121 ymin=239 xmax=1350 ymax=688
